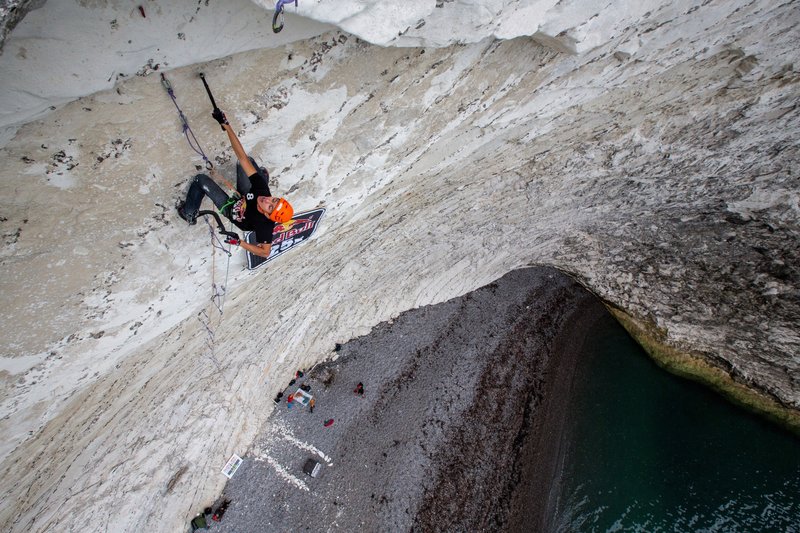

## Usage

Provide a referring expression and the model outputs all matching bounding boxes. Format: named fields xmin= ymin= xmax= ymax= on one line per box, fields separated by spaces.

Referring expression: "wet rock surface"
xmin=208 ymin=267 xmax=605 ymax=532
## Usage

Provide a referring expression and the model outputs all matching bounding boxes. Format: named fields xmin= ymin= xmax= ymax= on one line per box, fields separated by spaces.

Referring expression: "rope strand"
xmin=204 ymin=216 xmax=232 ymax=314
xmin=162 ymin=74 xmax=214 ymax=169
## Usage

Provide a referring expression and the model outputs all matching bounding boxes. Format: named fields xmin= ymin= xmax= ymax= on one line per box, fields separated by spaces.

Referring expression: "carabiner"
xmin=272 ymin=8 xmax=285 ymax=33
xmin=160 ymin=73 xmax=173 ymax=93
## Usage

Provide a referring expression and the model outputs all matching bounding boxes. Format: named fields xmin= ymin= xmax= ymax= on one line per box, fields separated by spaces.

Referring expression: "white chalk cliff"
xmin=0 ymin=0 xmax=798 ymax=531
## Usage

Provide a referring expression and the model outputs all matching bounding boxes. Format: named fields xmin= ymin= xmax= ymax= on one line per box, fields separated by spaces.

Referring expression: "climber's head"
xmin=258 ymin=196 xmax=293 ymax=223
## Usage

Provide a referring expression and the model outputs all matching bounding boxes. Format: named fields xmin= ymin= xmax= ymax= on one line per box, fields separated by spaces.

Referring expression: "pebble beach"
xmin=204 ymin=267 xmax=608 ymax=532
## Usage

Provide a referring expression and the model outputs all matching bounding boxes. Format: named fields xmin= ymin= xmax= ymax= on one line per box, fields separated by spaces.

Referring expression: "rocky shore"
xmin=203 ymin=267 xmax=607 ymax=532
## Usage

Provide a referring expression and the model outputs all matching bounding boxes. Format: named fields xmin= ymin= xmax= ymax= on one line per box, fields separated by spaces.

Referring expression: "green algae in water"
xmin=553 ymin=313 xmax=800 ymax=532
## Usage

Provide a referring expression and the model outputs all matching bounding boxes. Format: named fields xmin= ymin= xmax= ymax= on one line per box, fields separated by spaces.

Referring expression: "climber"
xmin=177 ymin=107 xmax=293 ymax=259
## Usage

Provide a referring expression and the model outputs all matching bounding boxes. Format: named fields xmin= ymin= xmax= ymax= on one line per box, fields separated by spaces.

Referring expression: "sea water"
xmin=552 ymin=313 xmax=800 ymax=532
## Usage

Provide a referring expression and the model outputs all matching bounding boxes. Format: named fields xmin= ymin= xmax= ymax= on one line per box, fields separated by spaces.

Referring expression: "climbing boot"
xmin=176 ymin=201 xmax=197 ymax=225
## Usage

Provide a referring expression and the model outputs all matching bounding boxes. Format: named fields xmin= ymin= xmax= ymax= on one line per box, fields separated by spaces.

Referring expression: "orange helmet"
xmin=269 ymin=197 xmax=293 ymax=223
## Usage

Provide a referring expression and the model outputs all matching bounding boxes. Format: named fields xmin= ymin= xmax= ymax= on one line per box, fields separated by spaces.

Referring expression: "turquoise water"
xmin=553 ymin=313 xmax=800 ymax=533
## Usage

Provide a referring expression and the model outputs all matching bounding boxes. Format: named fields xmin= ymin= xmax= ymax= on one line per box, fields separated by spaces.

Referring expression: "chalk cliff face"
xmin=0 ymin=0 xmax=798 ymax=531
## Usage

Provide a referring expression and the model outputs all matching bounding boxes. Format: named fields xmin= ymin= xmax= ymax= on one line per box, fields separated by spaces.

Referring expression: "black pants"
xmin=182 ymin=158 xmax=261 ymax=218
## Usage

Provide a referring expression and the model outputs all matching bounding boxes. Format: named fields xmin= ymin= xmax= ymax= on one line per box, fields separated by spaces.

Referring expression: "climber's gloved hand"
xmin=225 ymin=234 xmax=240 ymax=246
xmin=212 ymin=108 xmax=229 ymax=129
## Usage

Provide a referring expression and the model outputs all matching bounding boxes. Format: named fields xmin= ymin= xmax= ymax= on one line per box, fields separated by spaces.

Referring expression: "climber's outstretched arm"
xmin=222 ymin=123 xmax=257 ymax=177
xmin=212 ymin=108 xmax=257 ymax=177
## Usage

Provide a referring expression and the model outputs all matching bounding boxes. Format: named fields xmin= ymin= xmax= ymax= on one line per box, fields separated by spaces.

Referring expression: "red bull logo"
xmin=273 ymin=218 xmax=315 ymax=244
xmin=245 ymin=208 xmax=326 ymax=270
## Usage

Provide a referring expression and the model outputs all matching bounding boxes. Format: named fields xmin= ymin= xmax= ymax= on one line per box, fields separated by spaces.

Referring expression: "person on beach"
xmin=354 ymin=382 xmax=364 ymax=396
xmin=211 ymin=499 xmax=230 ymax=522
xmin=176 ymin=106 xmax=293 ymax=258
xmin=287 ymin=393 xmax=294 ymax=409
xmin=309 ymin=397 xmax=315 ymax=413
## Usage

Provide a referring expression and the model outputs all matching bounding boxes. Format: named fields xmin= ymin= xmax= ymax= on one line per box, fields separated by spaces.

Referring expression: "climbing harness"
xmin=272 ymin=0 xmax=298 ymax=33
xmin=218 ymin=195 xmax=239 ymax=216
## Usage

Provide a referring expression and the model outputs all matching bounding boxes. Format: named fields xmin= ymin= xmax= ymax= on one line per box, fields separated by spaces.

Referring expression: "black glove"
xmin=212 ymin=108 xmax=229 ymax=129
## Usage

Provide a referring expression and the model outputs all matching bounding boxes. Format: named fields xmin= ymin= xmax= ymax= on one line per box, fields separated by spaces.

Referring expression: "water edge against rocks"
xmin=553 ymin=312 xmax=800 ymax=532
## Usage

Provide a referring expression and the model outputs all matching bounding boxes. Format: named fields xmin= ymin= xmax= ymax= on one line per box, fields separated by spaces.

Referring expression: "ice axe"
xmin=198 ymin=210 xmax=240 ymax=245
xmin=199 ymin=72 xmax=230 ymax=130
xmin=199 ymin=72 xmax=220 ymax=113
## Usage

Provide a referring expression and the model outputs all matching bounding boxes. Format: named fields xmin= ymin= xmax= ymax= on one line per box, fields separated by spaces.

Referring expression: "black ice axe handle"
xmin=198 ymin=210 xmax=239 ymax=241
xmin=199 ymin=73 xmax=220 ymax=112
